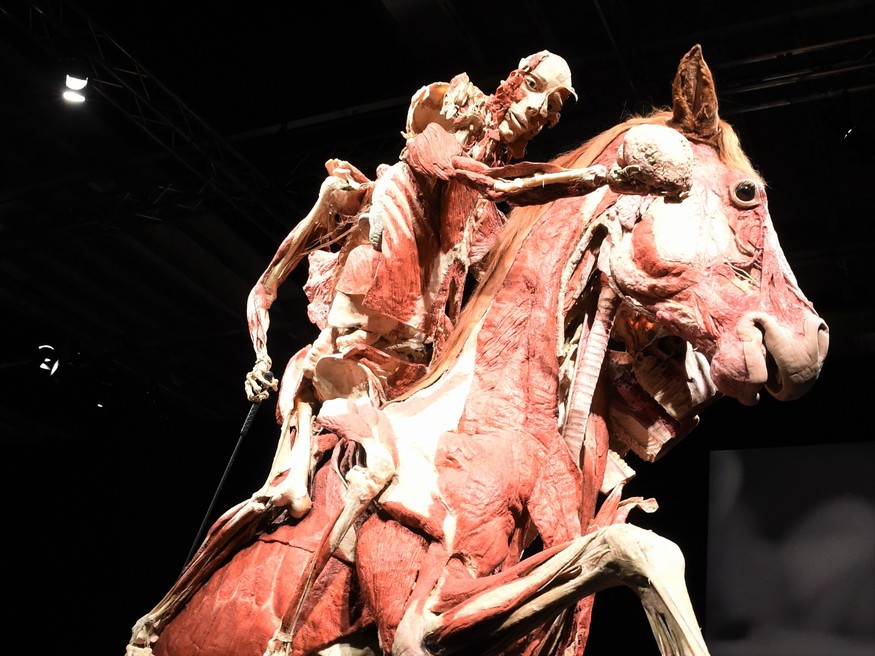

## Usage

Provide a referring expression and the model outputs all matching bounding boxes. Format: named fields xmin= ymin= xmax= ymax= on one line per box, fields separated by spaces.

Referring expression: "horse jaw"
xmin=601 ymin=320 xmax=720 ymax=463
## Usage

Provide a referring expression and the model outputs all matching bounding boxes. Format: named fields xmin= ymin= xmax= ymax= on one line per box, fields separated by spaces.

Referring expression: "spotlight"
xmin=61 ymin=59 xmax=89 ymax=103
xmin=62 ymin=89 xmax=86 ymax=103
xmin=843 ymin=125 xmax=875 ymax=162
xmin=65 ymin=74 xmax=88 ymax=91
xmin=38 ymin=344 xmax=60 ymax=376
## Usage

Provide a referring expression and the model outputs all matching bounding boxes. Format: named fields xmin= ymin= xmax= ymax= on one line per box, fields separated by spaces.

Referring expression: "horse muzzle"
xmin=711 ymin=311 xmax=829 ymax=405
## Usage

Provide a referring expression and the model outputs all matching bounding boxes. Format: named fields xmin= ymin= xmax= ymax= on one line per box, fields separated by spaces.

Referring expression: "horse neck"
xmin=454 ymin=198 xmax=602 ymax=438
xmin=400 ymin=146 xmax=619 ymax=405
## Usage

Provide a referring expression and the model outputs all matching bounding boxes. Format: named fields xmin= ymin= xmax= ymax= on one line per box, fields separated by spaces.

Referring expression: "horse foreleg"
xmin=399 ymin=523 xmax=708 ymax=656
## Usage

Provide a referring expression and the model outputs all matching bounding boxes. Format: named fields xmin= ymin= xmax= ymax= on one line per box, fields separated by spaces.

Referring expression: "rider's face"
xmin=497 ymin=53 xmax=574 ymax=146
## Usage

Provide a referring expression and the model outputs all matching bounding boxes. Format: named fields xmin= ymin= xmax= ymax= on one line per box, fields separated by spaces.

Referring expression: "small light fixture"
xmin=63 ymin=75 xmax=87 ymax=103
xmin=38 ymin=344 xmax=60 ymax=375
xmin=61 ymin=60 xmax=89 ymax=103
xmin=62 ymin=89 xmax=86 ymax=103
xmin=65 ymin=74 xmax=88 ymax=91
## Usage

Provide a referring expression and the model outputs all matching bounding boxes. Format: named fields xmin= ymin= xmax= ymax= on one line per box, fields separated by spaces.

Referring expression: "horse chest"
xmin=439 ymin=433 xmax=533 ymax=569
xmin=377 ymin=427 xmax=530 ymax=540
xmin=384 ymin=430 xmax=530 ymax=573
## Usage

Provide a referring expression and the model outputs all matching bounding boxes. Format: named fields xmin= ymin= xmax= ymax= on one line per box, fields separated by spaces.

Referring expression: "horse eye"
xmin=731 ymin=180 xmax=760 ymax=208
xmin=525 ymin=75 xmax=539 ymax=91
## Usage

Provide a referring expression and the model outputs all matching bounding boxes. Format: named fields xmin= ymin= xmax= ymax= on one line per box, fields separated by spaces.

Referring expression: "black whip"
xmin=181 ymin=373 xmax=273 ymax=572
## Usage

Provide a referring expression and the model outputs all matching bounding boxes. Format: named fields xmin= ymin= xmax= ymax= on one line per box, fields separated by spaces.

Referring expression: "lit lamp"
xmin=62 ymin=59 xmax=89 ymax=103
xmin=38 ymin=344 xmax=60 ymax=375
xmin=63 ymin=73 xmax=88 ymax=103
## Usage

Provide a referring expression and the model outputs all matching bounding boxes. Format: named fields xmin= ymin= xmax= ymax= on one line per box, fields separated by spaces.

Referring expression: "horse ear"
xmin=667 ymin=44 xmax=721 ymax=144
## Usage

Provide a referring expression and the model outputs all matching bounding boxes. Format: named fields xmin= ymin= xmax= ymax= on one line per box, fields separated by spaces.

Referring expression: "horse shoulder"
xmin=526 ymin=433 xmax=585 ymax=546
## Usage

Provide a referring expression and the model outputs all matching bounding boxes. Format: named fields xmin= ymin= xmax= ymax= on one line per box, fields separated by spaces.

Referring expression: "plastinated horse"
xmin=127 ymin=45 xmax=828 ymax=656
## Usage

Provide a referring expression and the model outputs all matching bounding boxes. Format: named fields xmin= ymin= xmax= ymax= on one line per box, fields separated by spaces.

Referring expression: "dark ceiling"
xmin=1 ymin=1 xmax=873 ymax=653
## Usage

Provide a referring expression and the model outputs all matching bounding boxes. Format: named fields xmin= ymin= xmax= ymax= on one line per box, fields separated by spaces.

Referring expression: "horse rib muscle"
xmin=561 ymin=281 xmax=619 ymax=466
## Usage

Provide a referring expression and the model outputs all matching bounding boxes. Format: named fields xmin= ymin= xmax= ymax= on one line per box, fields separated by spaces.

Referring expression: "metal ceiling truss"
xmin=3 ymin=0 xmax=294 ymax=243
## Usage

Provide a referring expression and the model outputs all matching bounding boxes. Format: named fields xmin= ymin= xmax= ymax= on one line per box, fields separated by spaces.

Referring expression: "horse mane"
xmin=394 ymin=110 xmax=757 ymax=399
xmin=550 ymin=110 xmax=757 ymax=174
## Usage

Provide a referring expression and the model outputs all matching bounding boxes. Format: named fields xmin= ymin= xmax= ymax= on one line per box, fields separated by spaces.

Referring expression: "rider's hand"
xmin=245 ymin=358 xmax=277 ymax=402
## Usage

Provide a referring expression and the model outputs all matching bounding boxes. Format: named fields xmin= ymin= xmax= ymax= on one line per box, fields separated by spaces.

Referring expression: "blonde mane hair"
xmin=551 ymin=110 xmax=757 ymax=173
xmin=396 ymin=110 xmax=757 ymax=398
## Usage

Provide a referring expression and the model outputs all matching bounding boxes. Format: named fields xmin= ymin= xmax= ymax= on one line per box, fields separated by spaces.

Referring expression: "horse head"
xmin=563 ymin=45 xmax=828 ymax=458
xmin=515 ymin=45 xmax=830 ymax=466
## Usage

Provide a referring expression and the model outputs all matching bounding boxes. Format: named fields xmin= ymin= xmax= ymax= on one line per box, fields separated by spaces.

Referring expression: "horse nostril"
xmin=816 ymin=320 xmax=830 ymax=363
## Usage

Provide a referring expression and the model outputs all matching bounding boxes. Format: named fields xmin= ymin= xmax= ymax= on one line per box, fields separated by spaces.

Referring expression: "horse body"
xmin=359 ymin=197 xmax=592 ymax=651
xmin=131 ymin=46 xmax=828 ymax=656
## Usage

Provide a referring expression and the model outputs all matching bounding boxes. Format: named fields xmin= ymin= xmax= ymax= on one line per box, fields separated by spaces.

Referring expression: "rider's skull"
xmin=496 ymin=51 xmax=576 ymax=148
